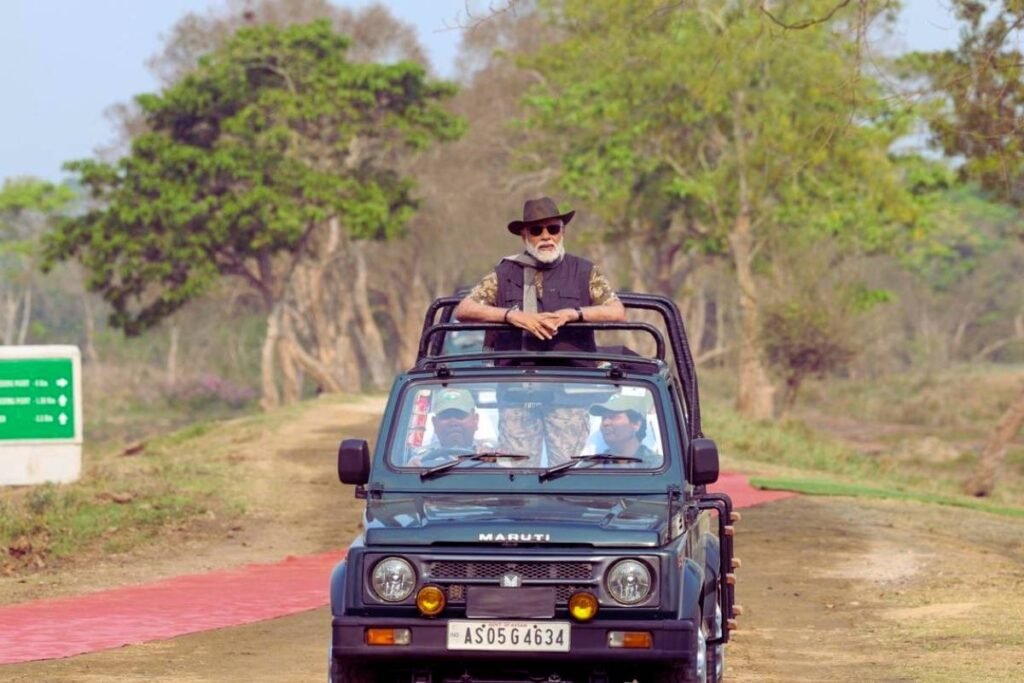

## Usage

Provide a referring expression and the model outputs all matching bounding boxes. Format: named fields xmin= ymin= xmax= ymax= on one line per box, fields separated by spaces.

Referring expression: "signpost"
xmin=0 ymin=346 xmax=82 ymax=485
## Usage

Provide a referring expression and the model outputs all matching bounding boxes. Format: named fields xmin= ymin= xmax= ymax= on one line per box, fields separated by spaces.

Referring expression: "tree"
xmin=0 ymin=179 xmax=75 ymax=345
xmin=518 ymin=0 xmax=919 ymax=419
xmin=903 ymin=0 xmax=1024 ymax=495
xmin=44 ymin=20 xmax=463 ymax=408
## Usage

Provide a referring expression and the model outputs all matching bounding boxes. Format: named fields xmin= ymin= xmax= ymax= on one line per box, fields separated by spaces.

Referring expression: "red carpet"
xmin=0 ymin=551 xmax=344 ymax=665
xmin=0 ymin=472 xmax=792 ymax=664
xmin=712 ymin=471 xmax=797 ymax=508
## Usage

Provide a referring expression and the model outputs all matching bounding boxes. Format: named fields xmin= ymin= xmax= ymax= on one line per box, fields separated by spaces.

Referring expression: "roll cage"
xmin=417 ymin=292 xmax=704 ymax=441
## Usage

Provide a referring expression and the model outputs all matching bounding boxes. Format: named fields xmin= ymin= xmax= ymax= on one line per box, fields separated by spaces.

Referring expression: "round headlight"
xmin=606 ymin=559 xmax=652 ymax=605
xmin=371 ymin=557 xmax=416 ymax=602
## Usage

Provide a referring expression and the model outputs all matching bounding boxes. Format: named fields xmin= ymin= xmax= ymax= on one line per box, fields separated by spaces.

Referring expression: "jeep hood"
xmin=363 ymin=494 xmax=673 ymax=547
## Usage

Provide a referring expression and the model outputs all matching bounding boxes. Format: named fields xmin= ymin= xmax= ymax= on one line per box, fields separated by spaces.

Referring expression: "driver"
xmin=589 ymin=394 xmax=660 ymax=466
xmin=408 ymin=389 xmax=493 ymax=466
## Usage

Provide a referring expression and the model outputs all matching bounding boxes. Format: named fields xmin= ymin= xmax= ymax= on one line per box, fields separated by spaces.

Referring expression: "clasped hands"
xmin=507 ymin=308 xmax=578 ymax=341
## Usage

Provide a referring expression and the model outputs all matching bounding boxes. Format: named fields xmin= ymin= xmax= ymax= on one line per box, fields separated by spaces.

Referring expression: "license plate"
xmin=446 ymin=620 xmax=570 ymax=652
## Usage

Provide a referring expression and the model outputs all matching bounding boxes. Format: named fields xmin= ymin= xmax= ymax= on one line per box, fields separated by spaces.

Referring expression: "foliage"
xmin=0 ymin=178 xmax=77 ymax=344
xmin=0 ymin=178 xmax=75 ymax=260
xmin=518 ymin=0 xmax=924 ymax=417
xmin=900 ymin=0 xmax=1024 ymax=213
xmin=0 ymin=178 xmax=75 ymax=217
xmin=521 ymin=0 xmax=918 ymax=250
xmin=44 ymin=20 xmax=464 ymax=335
xmin=761 ymin=297 xmax=860 ymax=409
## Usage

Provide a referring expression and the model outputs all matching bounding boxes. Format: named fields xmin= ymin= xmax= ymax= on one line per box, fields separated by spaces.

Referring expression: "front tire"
xmin=655 ymin=608 xmax=707 ymax=683
xmin=329 ymin=657 xmax=376 ymax=683
xmin=706 ymin=603 xmax=725 ymax=683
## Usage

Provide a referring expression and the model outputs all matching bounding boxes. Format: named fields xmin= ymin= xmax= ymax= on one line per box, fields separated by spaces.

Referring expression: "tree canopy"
xmin=519 ymin=0 xmax=921 ymax=418
xmin=45 ymin=19 xmax=463 ymax=335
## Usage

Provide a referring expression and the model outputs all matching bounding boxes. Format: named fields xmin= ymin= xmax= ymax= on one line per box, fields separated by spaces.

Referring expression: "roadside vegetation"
xmin=0 ymin=391 xmax=325 ymax=574
xmin=704 ymin=365 xmax=1024 ymax=513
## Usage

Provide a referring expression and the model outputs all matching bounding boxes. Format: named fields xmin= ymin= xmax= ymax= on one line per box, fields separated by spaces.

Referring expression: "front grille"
xmin=442 ymin=584 xmax=590 ymax=605
xmin=427 ymin=560 xmax=594 ymax=582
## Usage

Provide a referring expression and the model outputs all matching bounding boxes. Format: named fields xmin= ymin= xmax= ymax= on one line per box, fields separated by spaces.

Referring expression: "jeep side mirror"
xmin=338 ymin=438 xmax=370 ymax=485
xmin=688 ymin=438 xmax=719 ymax=486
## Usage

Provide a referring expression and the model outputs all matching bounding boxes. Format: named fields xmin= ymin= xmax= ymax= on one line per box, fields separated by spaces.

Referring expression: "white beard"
xmin=524 ymin=239 xmax=565 ymax=264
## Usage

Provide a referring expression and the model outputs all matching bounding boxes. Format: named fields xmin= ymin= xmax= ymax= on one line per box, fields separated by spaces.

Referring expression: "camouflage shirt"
xmin=467 ymin=262 xmax=619 ymax=308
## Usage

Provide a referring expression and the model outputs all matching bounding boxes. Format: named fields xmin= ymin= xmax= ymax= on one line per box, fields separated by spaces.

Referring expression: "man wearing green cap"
xmin=409 ymin=389 xmax=492 ymax=466
xmin=590 ymin=394 xmax=661 ymax=466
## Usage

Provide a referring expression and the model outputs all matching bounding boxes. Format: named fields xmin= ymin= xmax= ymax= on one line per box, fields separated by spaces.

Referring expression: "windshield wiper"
xmin=538 ymin=453 xmax=643 ymax=481
xmin=420 ymin=451 xmax=532 ymax=479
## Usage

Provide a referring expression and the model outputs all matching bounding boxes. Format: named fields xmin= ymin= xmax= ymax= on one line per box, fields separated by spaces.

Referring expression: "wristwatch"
xmin=575 ymin=307 xmax=584 ymax=322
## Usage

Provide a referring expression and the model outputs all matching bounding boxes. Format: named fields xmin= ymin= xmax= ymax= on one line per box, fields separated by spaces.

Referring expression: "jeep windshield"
xmin=389 ymin=379 xmax=665 ymax=472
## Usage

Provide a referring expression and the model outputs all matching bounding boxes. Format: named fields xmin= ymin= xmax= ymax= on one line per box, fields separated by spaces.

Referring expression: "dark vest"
xmin=494 ymin=253 xmax=596 ymax=354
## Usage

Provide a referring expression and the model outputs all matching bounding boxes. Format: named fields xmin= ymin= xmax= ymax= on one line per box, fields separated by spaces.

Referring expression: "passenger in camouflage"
xmin=455 ymin=197 xmax=626 ymax=465
xmin=498 ymin=406 xmax=591 ymax=467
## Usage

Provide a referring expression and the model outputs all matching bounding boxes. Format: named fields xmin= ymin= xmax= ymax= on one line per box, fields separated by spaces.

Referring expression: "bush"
xmin=163 ymin=373 xmax=258 ymax=410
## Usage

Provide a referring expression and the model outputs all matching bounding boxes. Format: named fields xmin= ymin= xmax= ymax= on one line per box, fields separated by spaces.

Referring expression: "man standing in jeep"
xmin=454 ymin=196 xmax=625 ymax=347
xmin=455 ymin=197 xmax=626 ymax=465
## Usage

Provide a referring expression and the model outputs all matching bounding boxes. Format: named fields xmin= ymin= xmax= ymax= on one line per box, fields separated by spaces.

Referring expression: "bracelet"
xmin=503 ymin=308 xmax=512 ymax=323
xmin=575 ymin=307 xmax=584 ymax=322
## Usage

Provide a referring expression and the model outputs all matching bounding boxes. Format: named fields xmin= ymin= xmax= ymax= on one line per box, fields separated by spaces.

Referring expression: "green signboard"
xmin=0 ymin=357 xmax=76 ymax=440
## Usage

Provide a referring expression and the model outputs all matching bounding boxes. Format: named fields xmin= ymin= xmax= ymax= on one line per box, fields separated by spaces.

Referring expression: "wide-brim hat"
xmin=507 ymin=197 xmax=575 ymax=235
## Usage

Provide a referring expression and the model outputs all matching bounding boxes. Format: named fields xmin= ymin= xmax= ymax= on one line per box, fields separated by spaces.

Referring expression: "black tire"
xmin=329 ymin=657 xmax=376 ymax=683
xmin=705 ymin=642 xmax=720 ymax=683
xmin=706 ymin=603 xmax=725 ymax=683
xmin=655 ymin=608 xmax=707 ymax=683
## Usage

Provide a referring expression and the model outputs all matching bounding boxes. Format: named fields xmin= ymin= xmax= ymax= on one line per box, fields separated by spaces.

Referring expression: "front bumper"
xmin=331 ymin=616 xmax=696 ymax=663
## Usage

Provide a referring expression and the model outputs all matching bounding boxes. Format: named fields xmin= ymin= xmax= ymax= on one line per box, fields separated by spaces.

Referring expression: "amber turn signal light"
xmin=568 ymin=592 xmax=599 ymax=622
xmin=608 ymin=631 xmax=653 ymax=649
xmin=416 ymin=585 xmax=446 ymax=617
xmin=366 ymin=628 xmax=411 ymax=646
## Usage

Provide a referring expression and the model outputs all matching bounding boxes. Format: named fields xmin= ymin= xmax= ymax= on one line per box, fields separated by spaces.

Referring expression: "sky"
xmin=0 ymin=0 xmax=962 ymax=184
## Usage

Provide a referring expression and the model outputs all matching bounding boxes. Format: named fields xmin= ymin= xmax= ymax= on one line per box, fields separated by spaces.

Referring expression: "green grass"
xmin=700 ymin=364 xmax=1024 ymax=512
xmin=0 ymin=393 xmax=348 ymax=571
xmin=750 ymin=476 xmax=1024 ymax=518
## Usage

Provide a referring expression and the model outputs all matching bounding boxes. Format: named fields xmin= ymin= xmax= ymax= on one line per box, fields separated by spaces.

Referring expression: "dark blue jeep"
xmin=330 ymin=294 xmax=738 ymax=683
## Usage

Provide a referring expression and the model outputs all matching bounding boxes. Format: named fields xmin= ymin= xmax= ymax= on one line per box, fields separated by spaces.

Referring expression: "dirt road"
xmin=3 ymin=398 xmax=1023 ymax=682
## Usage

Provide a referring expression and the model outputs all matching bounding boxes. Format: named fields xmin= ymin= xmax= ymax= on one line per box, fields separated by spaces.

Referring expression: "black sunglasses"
xmin=527 ymin=223 xmax=562 ymax=237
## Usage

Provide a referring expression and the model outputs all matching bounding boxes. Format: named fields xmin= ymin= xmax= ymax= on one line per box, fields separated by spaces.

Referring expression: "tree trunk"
xmin=277 ymin=331 xmax=302 ymax=404
xmin=686 ymin=284 xmax=707 ymax=359
xmin=2 ymin=292 xmax=17 ymax=345
xmin=82 ymin=292 xmax=100 ymax=364
xmin=260 ymin=304 xmax=282 ymax=411
xmin=351 ymin=241 xmax=391 ymax=389
xmin=280 ymin=309 xmax=344 ymax=393
xmin=729 ymin=90 xmax=775 ymax=420
xmin=166 ymin=323 xmax=179 ymax=385
xmin=730 ymin=216 xmax=775 ymax=420
xmin=712 ymin=294 xmax=727 ymax=366
xmin=964 ymin=384 xmax=1024 ymax=497
xmin=16 ymin=288 xmax=32 ymax=344
xmin=379 ymin=249 xmax=430 ymax=370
